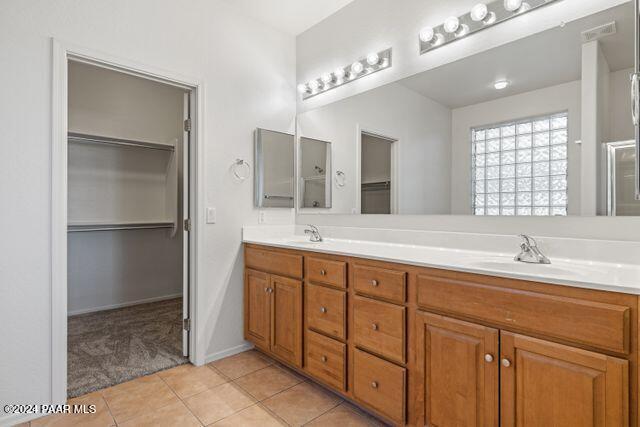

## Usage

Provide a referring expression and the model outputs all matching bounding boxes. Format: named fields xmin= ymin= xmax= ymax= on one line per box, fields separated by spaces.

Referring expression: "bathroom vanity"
xmin=243 ymin=238 xmax=639 ymax=426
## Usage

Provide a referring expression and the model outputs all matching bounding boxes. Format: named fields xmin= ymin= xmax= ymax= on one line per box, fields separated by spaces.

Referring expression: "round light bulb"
xmin=321 ymin=73 xmax=333 ymax=84
xmin=419 ymin=27 xmax=435 ymax=42
xmin=443 ymin=16 xmax=460 ymax=33
xmin=334 ymin=67 xmax=346 ymax=79
xmin=470 ymin=3 xmax=488 ymax=22
xmin=351 ymin=61 xmax=364 ymax=75
xmin=494 ymin=80 xmax=510 ymax=90
xmin=366 ymin=52 xmax=380 ymax=66
xmin=308 ymin=80 xmax=320 ymax=91
xmin=503 ymin=0 xmax=523 ymax=12
xmin=297 ymin=84 xmax=308 ymax=94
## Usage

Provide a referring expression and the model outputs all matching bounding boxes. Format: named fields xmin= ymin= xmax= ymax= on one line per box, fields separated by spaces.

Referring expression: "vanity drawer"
xmin=353 ymin=264 xmax=406 ymax=303
xmin=306 ymin=283 xmax=346 ymax=340
xmin=305 ymin=257 xmax=347 ymax=289
xmin=353 ymin=296 xmax=406 ymax=363
xmin=245 ymin=246 xmax=303 ymax=279
xmin=416 ymin=274 xmax=631 ymax=353
xmin=353 ymin=348 xmax=406 ymax=424
xmin=305 ymin=330 xmax=346 ymax=391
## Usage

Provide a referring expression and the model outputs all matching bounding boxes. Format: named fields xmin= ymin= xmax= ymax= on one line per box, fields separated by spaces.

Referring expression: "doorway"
xmin=360 ymin=131 xmax=397 ymax=214
xmin=52 ymin=41 xmax=201 ymax=402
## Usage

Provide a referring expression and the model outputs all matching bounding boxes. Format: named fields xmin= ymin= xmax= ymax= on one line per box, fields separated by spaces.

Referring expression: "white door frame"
xmin=51 ymin=38 xmax=205 ymax=404
xmin=355 ymin=125 xmax=399 ymax=214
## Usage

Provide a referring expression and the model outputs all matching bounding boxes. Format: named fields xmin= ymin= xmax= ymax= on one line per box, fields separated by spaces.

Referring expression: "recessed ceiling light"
xmin=494 ymin=80 xmax=510 ymax=90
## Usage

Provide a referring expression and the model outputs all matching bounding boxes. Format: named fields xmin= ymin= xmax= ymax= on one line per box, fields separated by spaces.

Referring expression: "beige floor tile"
xmin=159 ymin=364 xmax=227 ymax=398
xmin=209 ymin=350 xmax=273 ymax=380
xmin=100 ymin=374 xmax=179 ymax=423
xmin=30 ymin=391 xmax=115 ymax=427
xmin=118 ymin=400 xmax=201 ymax=427
xmin=234 ymin=365 xmax=303 ymax=401
xmin=306 ymin=402 xmax=385 ymax=426
xmin=211 ymin=404 xmax=284 ymax=426
xmin=184 ymin=382 xmax=256 ymax=425
xmin=262 ymin=382 xmax=342 ymax=427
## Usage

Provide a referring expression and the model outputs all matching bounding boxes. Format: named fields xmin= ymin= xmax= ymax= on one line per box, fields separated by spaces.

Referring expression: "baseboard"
xmin=0 ymin=411 xmax=43 ymax=427
xmin=203 ymin=342 xmax=254 ymax=365
xmin=67 ymin=293 xmax=182 ymax=316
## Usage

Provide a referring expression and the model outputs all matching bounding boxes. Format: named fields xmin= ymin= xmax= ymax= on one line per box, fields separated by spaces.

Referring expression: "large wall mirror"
xmin=254 ymin=128 xmax=295 ymax=208
xmin=297 ymin=1 xmax=639 ymax=216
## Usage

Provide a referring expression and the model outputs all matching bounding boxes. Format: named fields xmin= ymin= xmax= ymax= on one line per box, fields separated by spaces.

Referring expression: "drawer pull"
xmin=484 ymin=354 xmax=494 ymax=363
xmin=320 ymin=306 xmax=327 ymax=313
xmin=320 ymin=269 xmax=326 ymax=276
xmin=371 ymin=323 xmax=379 ymax=331
xmin=371 ymin=279 xmax=379 ymax=287
xmin=321 ymin=355 xmax=327 ymax=363
xmin=371 ymin=381 xmax=379 ymax=389
xmin=501 ymin=358 xmax=511 ymax=368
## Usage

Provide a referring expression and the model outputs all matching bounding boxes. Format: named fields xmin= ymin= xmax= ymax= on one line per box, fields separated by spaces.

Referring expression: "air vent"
xmin=581 ymin=21 xmax=617 ymax=43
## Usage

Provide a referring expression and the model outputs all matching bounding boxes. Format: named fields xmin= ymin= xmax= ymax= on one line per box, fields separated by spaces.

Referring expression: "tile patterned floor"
xmin=22 ymin=350 xmax=385 ymax=427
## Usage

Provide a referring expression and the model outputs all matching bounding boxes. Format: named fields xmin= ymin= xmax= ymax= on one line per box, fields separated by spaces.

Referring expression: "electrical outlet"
xmin=259 ymin=211 xmax=266 ymax=224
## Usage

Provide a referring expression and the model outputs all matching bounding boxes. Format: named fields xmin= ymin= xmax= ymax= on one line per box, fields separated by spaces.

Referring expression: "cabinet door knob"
xmin=371 ymin=279 xmax=378 ymax=287
xmin=321 ymin=355 xmax=327 ymax=363
xmin=484 ymin=354 xmax=494 ymax=363
xmin=371 ymin=381 xmax=378 ymax=389
xmin=268 ymin=288 xmax=273 ymax=293
xmin=264 ymin=287 xmax=268 ymax=293
xmin=320 ymin=307 xmax=327 ymax=313
xmin=501 ymin=358 xmax=511 ymax=368
xmin=371 ymin=323 xmax=378 ymax=331
xmin=320 ymin=269 xmax=326 ymax=276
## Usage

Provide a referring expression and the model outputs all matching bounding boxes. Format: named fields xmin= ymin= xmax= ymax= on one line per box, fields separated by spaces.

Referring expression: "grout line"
xmin=301 ymin=400 xmax=344 ymax=426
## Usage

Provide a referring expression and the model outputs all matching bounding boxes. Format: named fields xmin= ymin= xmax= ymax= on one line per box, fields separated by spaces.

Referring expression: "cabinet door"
xmin=244 ymin=269 xmax=271 ymax=350
xmin=500 ymin=332 xmax=629 ymax=427
xmin=415 ymin=311 xmax=499 ymax=427
xmin=270 ymin=275 xmax=303 ymax=367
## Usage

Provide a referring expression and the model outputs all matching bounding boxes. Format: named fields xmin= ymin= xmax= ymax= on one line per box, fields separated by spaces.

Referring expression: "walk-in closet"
xmin=66 ymin=61 xmax=189 ymax=397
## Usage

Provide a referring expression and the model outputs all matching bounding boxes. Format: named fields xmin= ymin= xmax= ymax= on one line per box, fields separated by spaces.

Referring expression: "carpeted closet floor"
xmin=67 ymin=298 xmax=188 ymax=398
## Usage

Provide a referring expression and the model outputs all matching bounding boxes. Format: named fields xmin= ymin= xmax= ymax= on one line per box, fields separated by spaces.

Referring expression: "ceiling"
xmin=222 ymin=0 xmax=355 ymax=36
xmin=399 ymin=3 xmax=634 ymax=109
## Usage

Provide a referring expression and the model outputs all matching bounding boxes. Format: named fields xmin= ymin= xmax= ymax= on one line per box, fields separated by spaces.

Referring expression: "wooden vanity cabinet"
xmin=244 ymin=268 xmax=303 ymax=367
xmin=244 ymin=244 xmax=639 ymax=427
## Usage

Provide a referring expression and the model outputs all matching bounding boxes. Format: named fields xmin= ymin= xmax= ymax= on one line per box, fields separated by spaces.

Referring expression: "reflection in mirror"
xmin=254 ymin=128 xmax=294 ymax=208
xmin=606 ymin=141 xmax=640 ymax=215
xmin=296 ymin=1 xmax=636 ymax=216
xmin=361 ymin=132 xmax=397 ymax=214
xmin=299 ymin=137 xmax=332 ymax=208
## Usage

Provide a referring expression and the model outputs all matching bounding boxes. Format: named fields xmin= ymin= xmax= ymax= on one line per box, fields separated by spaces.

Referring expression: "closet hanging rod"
xmin=68 ymin=132 xmax=175 ymax=152
xmin=68 ymin=222 xmax=175 ymax=232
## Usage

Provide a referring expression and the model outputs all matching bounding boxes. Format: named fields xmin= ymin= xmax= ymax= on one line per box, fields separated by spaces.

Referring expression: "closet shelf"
xmin=68 ymin=221 xmax=175 ymax=232
xmin=68 ymin=132 xmax=175 ymax=152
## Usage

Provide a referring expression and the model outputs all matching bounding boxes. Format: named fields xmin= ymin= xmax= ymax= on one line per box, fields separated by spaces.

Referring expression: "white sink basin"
xmin=468 ymin=259 xmax=584 ymax=277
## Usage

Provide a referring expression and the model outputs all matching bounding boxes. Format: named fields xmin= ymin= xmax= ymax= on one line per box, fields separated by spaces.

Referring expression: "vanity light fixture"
xmin=419 ymin=0 xmax=561 ymax=54
xmin=298 ymin=48 xmax=392 ymax=100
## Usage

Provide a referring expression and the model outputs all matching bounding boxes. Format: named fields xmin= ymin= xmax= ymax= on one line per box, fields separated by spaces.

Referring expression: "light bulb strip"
xmin=299 ymin=48 xmax=392 ymax=100
xmin=419 ymin=0 xmax=560 ymax=55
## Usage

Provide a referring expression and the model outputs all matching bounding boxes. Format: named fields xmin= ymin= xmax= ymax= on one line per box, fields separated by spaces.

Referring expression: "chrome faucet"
xmin=515 ymin=234 xmax=550 ymax=264
xmin=304 ymin=224 xmax=323 ymax=242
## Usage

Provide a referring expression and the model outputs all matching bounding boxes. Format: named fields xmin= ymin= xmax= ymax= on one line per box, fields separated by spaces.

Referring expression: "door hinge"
xmin=184 ymin=218 xmax=192 ymax=232
xmin=183 ymin=318 xmax=191 ymax=331
xmin=184 ymin=118 xmax=192 ymax=132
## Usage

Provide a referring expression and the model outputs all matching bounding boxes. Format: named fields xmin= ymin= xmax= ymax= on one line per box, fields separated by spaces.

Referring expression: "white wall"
xmin=0 ymin=0 xmax=295 ymax=420
xmin=450 ymin=80 xmax=582 ymax=215
xmin=67 ymin=62 xmax=184 ymax=315
xmin=297 ymin=82 xmax=451 ymax=214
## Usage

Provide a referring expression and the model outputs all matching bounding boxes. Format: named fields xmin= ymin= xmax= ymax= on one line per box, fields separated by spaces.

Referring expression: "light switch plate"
xmin=206 ymin=207 xmax=216 ymax=224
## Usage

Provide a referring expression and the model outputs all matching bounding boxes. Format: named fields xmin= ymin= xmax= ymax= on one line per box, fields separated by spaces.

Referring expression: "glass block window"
xmin=472 ymin=112 xmax=568 ymax=216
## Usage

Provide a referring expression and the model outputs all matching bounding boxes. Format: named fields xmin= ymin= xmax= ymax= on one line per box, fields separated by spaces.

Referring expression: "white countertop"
xmin=243 ymin=232 xmax=640 ymax=295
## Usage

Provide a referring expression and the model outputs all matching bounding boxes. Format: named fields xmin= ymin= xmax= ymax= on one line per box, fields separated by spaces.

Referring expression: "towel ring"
xmin=335 ymin=170 xmax=346 ymax=187
xmin=232 ymin=158 xmax=251 ymax=181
